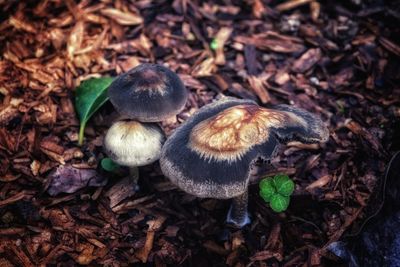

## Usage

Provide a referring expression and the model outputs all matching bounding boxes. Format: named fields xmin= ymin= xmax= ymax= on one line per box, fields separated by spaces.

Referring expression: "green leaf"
xmin=270 ymin=194 xmax=290 ymax=213
xmin=101 ymin=158 xmax=119 ymax=172
xmin=75 ymin=77 xmax=114 ymax=145
xmin=259 ymin=178 xmax=276 ymax=202
xmin=273 ymin=174 xmax=294 ymax=196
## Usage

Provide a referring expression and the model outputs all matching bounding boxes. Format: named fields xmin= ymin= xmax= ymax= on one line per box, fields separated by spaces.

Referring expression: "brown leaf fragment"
xmin=40 ymin=209 xmax=75 ymax=229
xmin=250 ymin=250 xmax=283 ymax=262
xmin=0 ymin=228 xmax=25 ymax=235
xmin=7 ymin=243 xmax=33 ymax=267
xmin=38 ymin=105 xmax=57 ymax=125
xmin=105 ymin=176 xmax=136 ymax=208
xmin=214 ymin=27 xmax=233 ymax=65
xmin=67 ymin=20 xmax=85 ymax=59
xmin=0 ymin=191 xmax=33 ymax=207
xmin=291 ymin=48 xmax=321 ymax=73
xmin=247 ymin=75 xmax=271 ymax=103
xmin=344 ymin=120 xmax=384 ymax=155
xmin=274 ymin=71 xmax=290 ymax=85
xmin=192 ymin=57 xmax=216 ymax=77
xmin=0 ymin=174 xmax=20 ymax=182
xmin=275 ymin=0 xmax=314 ymax=12
xmin=310 ymin=1 xmax=321 ymax=22
xmin=49 ymin=28 xmax=66 ymax=50
xmin=135 ymin=216 xmax=166 ymax=263
xmin=75 ymin=26 xmax=109 ymax=55
xmin=379 ymin=37 xmax=400 ymax=57
xmin=97 ymin=203 xmax=118 ymax=227
xmin=86 ymin=238 xmax=106 ymax=249
xmin=9 ymin=16 xmax=37 ymax=34
xmin=101 ymin=8 xmax=143 ymax=25
xmin=30 ymin=70 xmax=53 ymax=84
xmin=76 ymin=243 xmax=95 ymax=265
xmin=30 ymin=160 xmax=41 ymax=176
xmin=119 ymin=56 xmax=140 ymax=72
xmin=235 ymin=33 xmax=305 ymax=54
xmin=63 ymin=148 xmax=84 ymax=162
xmin=41 ymin=148 xmax=66 ymax=164
xmin=306 ymin=175 xmax=332 ymax=191
xmin=47 ymin=164 xmax=107 ymax=196
xmin=0 ymin=106 xmax=19 ymax=126
xmin=253 ymin=0 xmax=266 ymax=18
xmin=40 ymin=140 xmax=64 ymax=155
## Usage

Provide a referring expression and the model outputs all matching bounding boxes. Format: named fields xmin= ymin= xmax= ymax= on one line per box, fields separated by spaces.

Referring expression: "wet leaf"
xmin=270 ymin=194 xmax=290 ymax=213
xmin=75 ymin=77 xmax=114 ymax=145
xmin=47 ymin=164 xmax=107 ymax=196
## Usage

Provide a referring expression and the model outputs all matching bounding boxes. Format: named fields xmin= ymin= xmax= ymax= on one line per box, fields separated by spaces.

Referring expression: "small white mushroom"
xmin=104 ymin=120 xmax=165 ymax=184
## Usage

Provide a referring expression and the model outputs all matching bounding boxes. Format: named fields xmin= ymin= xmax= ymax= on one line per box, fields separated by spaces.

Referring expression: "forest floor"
xmin=0 ymin=0 xmax=399 ymax=266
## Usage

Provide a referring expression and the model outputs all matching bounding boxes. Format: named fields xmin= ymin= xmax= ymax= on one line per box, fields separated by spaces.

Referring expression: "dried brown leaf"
xmin=275 ymin=0 xmax=314 ymax=12
xmin=9 ymin=16 xmax=37 ymax=34
xmin=192 ymin=57 xmax=216 ymax=77
xmin=306 ymin=175 xmax=332 ymax=191
xmin=214 ymin=27 xmax=233 ymax=65
xmin=101 ymin=8 xmax=143 ymax=25
xmin=247 ymin=75 xmax=271 ymax=103
xmin=67 ymin=21 xmax=85 ymax=59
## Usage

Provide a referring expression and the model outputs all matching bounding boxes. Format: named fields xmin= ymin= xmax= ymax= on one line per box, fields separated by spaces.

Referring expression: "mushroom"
xmin=104 ymin=63 xmax=187 ymax=185
xmin=104 ymin=120 xmax=165 ymax=183
xmin=107 ymin=63 xmax=188 ymax=122
xmin=159 ymin=97 xmax=329 ymax=227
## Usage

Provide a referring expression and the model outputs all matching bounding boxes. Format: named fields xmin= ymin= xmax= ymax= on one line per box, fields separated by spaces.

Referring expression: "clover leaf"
xmin=259 ymin=174 xmax=295 ymax=213
xmin=273 ymin=174 xmax=295 ymax=196
xmin=270 ymin=194 xmax=290 ymax=213
xmin=259 ymin=178 xmax=275 ymax=202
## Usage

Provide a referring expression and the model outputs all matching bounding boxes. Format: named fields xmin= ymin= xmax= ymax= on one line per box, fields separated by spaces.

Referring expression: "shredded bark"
xmin=0 ymin=0 xmax=399 ymax=265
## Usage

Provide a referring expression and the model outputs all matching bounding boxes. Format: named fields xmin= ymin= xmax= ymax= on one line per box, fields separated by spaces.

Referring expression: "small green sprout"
xmin=210 ymin=38 xmax=218 ymax=50
xmin=101 ymin=157 xmax=120 ymax=172
xmin=259 ymin=174 xmax=294 ymax=213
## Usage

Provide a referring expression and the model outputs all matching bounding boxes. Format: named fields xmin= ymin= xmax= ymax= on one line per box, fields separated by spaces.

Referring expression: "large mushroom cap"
xmin=108 ymin=63 xmax=188 ymax=122
xmin=104 ymin=120 xmax=165 ymax=167
xmin=160 ymin=97 xmax=329 ymax=199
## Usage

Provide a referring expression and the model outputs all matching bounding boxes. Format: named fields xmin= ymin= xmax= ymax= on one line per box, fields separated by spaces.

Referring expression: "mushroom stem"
xmin=227 ymin=190 xmax=251 ymax=227
xmin=129 ymin=167 xmax=140 ymax=190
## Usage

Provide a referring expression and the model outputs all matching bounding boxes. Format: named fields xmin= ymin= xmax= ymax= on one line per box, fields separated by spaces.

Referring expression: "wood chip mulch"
xmin=1 ymin=0 xmax=399 ymax=266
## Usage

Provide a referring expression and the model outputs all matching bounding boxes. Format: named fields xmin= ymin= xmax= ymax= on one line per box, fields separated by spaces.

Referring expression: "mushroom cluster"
xmin=104 ymin=64 xmax=187 ymax=184
xmin=160 ymin=97 xmax=329 ymax=227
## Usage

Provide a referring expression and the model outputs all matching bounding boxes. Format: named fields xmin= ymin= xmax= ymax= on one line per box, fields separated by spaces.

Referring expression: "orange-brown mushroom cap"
xmin=108 ymin=63 xmax=188 ymax=122
xmin=160 ymin=97 xmax=329 ymax=199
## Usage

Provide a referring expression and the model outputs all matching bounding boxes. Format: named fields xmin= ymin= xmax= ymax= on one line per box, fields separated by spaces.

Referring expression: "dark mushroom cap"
xmin=160 ymin=97 xmax=328 ymax=199
xmin=108 ymin=64 xmax=187 ymax=122
xmin=104 ymin=120 xmax=165 ymax=167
